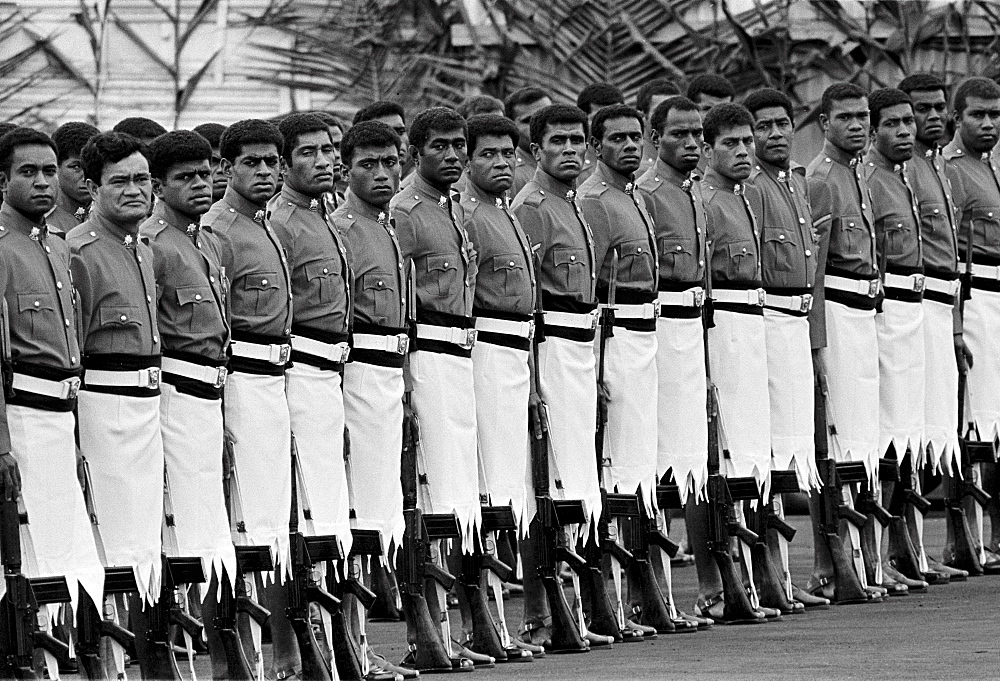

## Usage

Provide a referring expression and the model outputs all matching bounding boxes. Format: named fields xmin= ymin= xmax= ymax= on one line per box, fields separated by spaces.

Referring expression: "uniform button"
xmin=397 ymin=263 xmax=402 ymax=269
xmin=509 ymin=261 xmax=515 ymax=266
xmin=699 ymin=260 xmax=704 ymax=266
xmin=569 ymin=255 xmax=576 ymax=261
xmin=636 ymin=247 xmax=642 ymax=253
xmin=742 ymin=247 xmax=748 ymax=253
xmin=262 ymin=279 xmax=268 ymax=285
xmin=153 ymin=336 xmax=158 ymax=343
xmin=805 ymin=250 xmax=812 ymax=256
xmin=697 ymin=228 xmax=702 ymax=234
xmin=592 ymin=274 xmax=596 ymax=279
xmin=64 ymin=319 xmax=70 ymax=327
xmin=347 ymin=214 xmax=353 ymax=219
xmin=934 ymin=209 xmax=940 ymax=214
xmin=676 ymin=245 xmax=682 ymax=251
xmin=861 ymin=202 xmax=866 ymax=209
xmin=146 ymin=295 xmax=151 ymax=303
xmin=849 ymin=222 xmax=855 ymax=227
xmin=195 ymin=294 xmax=202 ymax=300
xmin=285 ymin=328 xmax=291 ymax=334
xmin=56 ymin=282 xmax=62 ymax=290
xmin=778 ymin=234 xmax=785 ymax=240
xmin=71 ymin=356 xmax=76 ymax=363
xmin=654 ymin=177 xmax=660 ymax=181
xmin=210 ymin=276 xmax=215 ymax=283
xmin=990 ymin=212 xmax=995 ymax=218
xmin=539 ymin=190 xmax=545 ymax=195
xmin=45 ymin=246 xmax=51 ymax=253
xmin=229 ymin=208 xmax=235 ymax=213
xmin=444 ymin=262 xmax=449 ymax=267
xmin=378 ymin=280 xmax=383 ymax=286
xmin=137 ymin=255 xmax=142 ymax=262
xmin=158 ymin=220 xmax=164 ymax=225
xmin=90 ymin=231 xmax=96 ymax=237
xmin=897 ymin=223 xmax=903 ymax=228
xmin=120 ymin=315 xmax=127 ymax=321
xmin=33 ymin=300 xmax=39 ymax=307
xmin=799 ymin=217 xmax=805 ymax=224
xmin=323 ymin=268 xmax=329 ymax=274
xmin=470 ymin=198 xmax=477 ymax=203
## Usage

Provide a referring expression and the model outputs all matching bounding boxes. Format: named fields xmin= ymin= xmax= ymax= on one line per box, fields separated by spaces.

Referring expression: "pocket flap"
xmin=244 ymin=271 xmax=279 ymax=291
xmin=426 ymin=253 xmax=457 ymax=272
xmin=727 ymin=241 xmax=754 ymax=258
xmin=99 ymin=306 xmax=141 ymax=326
xmin=304 ymin=260 xmax=338 ymax=280
xmin=492 ymin=254 xmax=524 ymax=271
xmin=763 ymin=231 xmax=796 ymax=244
xmin=659 ymin=236 xmax=692 ymax=255
xmin=175 ymin=286 xmax=212 ymax=306
xmin=362 ymin=272 xmax=393 ymax=291
xmin=617 ymin=239 xmax=650 ymax=259
xmin=17 ymin=293 xmax=54 ymax=313
xmin=553 ymin=247 xmax=585 ymax=267
xmin=839 ymin=214 xmax=864 ymax=230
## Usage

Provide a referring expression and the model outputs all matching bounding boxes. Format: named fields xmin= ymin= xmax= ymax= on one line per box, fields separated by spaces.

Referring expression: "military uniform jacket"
xmin=579 ymin=161 xmax=658 ymax=314
xmin=204 ymin=186 xmax=293 ymax=343
xmin=46 ymin=202 xmax=86 ymax=238
xmin=333 ymin=192 xmax=406 ymax=332
xmin=140 ymin=201 xmax=229 ymax=364
xmin=269 ymin=185 xmax=351 ymax=341
xmin=942 ymin=135 xmax=1000 ymax=266
xmin=512 ymin=148 xmax=537 ymax=199
xmin=909 ymin=142 xmax=959 ymax=279
xmin=749 ymin=159 xmax=818 ymax=294
xmin=701 ymin=167 xmax=763 ymax=290
xmin=637 ymin=158 xmax=707 ymax=291
xmin=461 ymin=179 xmax=535 ymax=318
xmin=864 ymin=147 xmax=924 ymax=282
xmin=511 ymin=167 xmax=597 ymax=311
xmin=391 ymin=173 xmax=476 ymax=322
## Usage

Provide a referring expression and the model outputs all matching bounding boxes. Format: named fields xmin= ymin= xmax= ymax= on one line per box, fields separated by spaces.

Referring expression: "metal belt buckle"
xmin=63 ymin=376 xmax=81 ymax=400
xmin=461 ymin=328 xmax=478 ymax=350
xmin=145 ymin=367 xmax=161 ymax=390
xmin=651 ymin=302 xmax=661 ymax=319
xmin=692 ymin=289 xmax=705 ymax=307
xmin=589 ymin=311 xmax=600 ymax=330
xmin=867 ymin=279 xmax=879 ymax=297
xmin=337 ymin=345 xmax=351 ymax=363
xmin=271 ymin=344 xmax=291 ymax=365
xmin=526 ymin=319 xmax=536 ymax=341
xmin=912 ymin=274 xmax=925 ymax=293
xmin=799 ymin=294 xmax=813 ymax=313
xmin=214 ymin=366 xmax=228 ymax=389
xmin=395 ymin=334 xmax=410 ymax=355
xmin=755 ymin=289 xmax=766 ymax=306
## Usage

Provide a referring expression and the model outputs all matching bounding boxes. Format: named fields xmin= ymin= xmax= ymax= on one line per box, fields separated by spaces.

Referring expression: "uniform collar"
xmin=864 ymin=145 xmax=904 ymax=173
xmin=223 ymin=185 xmax=267 ymax=221
xmin=153 ymin=200 xmax=202 ymax=234
xmin=56 ymin=192 xmax=88 ymax=217
xmin=0 ymin=202 xmax=46 ymax=237
xmin=702 ymin=166 xmax=745 ymax=193
xmin=533 ymin=167 xmax=575 ymax=198
xmin=344 ymin=190 xmax=388 ymax=223
xmin=516 ymin=147 xmax=537 ymax=170
xmin=593 ymin=160 xmax=634 ymax=193
xmin=465 ymin=177 xmax=504 ymax=206
xmin=822 ymin=139 xmax=863 ymax=168
xmin=653 ymin=157 xmax=696 ymax=189
xmin=755 ymin=156 xmax=791 ymax=182
xmin=89 ymin=206 xmax=142 ymax=243
xmin=914 ymin=139 xmax=939 ymax=160
xmin=410 ymin=172 xmax=452 ymax=205
xmin=281 ymin=185 xmax=324 ymax=211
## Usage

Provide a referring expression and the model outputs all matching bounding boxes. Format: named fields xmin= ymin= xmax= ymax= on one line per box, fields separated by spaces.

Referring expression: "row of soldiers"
xmin=0 ymin=69 xmax=998 ymax=680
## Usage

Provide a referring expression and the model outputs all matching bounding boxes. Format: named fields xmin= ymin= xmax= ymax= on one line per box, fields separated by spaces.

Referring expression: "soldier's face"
xmin=695 ymin=93 xmax=731 ymax=115
xmin=58 ymin=154 xmax=91 ymax=205
xmin=956 ymin=95 xmax=1000 ymax=154
xmin=593 ymin=115 xmax=643 ymax=175
xmin=909 ymin=89 xmax=947 ymax=148
xmin=223 ymin=142 xmax=280 ymax=205
xmin=872 ymin=102 xmax=915 ymax=163
xmin=752 ymin=105 xmax=794 ymax=168
xmin=651 ymin=107 xmax=702 ymax=173
xmin=209 ymin=147 xmax=227 ymax=201
xmin=704 ymin=124 xmax=755 ymax=182
xmin=467 ymin=134 xmax=516 ymax=195
xmin=374 ymin=114 xmax=410 ymax=166
xmin=413 ymin=127 xmax=466 ymax=189
xmin=283 ymin=130 xmax=336 ymax=197
xmin=152 ymin=159 xmax=213 ymax=219
xmin=347 ymin=145 xmax=400 ymax=208
xmin=820 ymin=97 xmax=869 ymax=154
xmin=512 ymin=97 xmax=551 ymax=152
xmin=329 ymin=126 xmax=344 ymax=182
xmin=533 ymin=122 xmax=587 ymax=182
xmin=0 ymin=144 xmax=58 ymax=219
xmin=88 ymin=151 xmax=151 ymax=224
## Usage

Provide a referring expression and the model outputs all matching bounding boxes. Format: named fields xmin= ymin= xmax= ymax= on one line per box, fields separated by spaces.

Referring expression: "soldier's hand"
xmin=403 ymin=400 xmax=420 ymax=448
xmin=222 ymin=440 xmax=235 ymax=480
xmin=343 ymin=426 xmax=352 ymax=460
xmin=811 ymin=347 xmax=827 ymax=383
xmin=955 ymin=335 xmax=974 ymax=372
xmin=598 ymin=383 xmax=611 ymax=426
xmin=0 ymin=452 xmax=21 ymax=501
xmin=529 ymin=391 xmax=548 ymax=440
xmin=76 ymin=448 xmax=87 ymax=491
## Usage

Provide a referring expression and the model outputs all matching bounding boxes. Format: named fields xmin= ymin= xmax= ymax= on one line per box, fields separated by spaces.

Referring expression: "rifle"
xmin=744 ymin=473 xmax=796 ymax=613
xmin=463 ymin=506 xmax=522 ymax=662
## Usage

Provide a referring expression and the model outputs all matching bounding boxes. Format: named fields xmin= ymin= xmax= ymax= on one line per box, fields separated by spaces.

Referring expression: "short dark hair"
xmin=529 ymin=104 xmax=589 ymax=146
xmin=278 ymin=113 xmax=331 ymax=162
xmin=353 ymin=101 xmax=406 ymax=126
xmin=868 ymin=88 xmax=912 ymax=128
xmin=687 ymin=74 xmax=735 ymax=102
xmin=311 ymin=111 xmax=344 ymax=132
xmin=219 ymin=119 xmax=283 ymax=163
xmin=637 ymin=79 xmax=681 ymax=115
xmin=504 ymin=87 xmax=550 ymax=119
xmin=408 ymin=107 xmax=467 ymax=151
xmin=80 ymin=131 xmax=146 ymax=184
xmin=466 ymin=114 xmax=519 ymax=155
xmin=821 ymin=82 xmax=868 ymax=116
xmin=193 ymin=122 xmax=226 ymax=148
xmin=743 ymin=88 xmax=794 ymax=124
xmin=952 ymin=77 xmax=1000 ymax=118
xmin=53 ymin=122 xmax=100 ymax=163
xmin=457 ymin=95 xmax=505 ymax=120
xmin=0 ymin=123 xmax=17 ymax=139
xmin=650 ymin=96 xmax=700 ymax=135
xmin=576 ymin=82 xmax=625 ymax=114
xmin=0 ymin=128 xmax=58 ymax=176
xmin=898 ymin=73 xmax=947 ymax=100
xmin=341 ymin=121 xmax=401 ymax=167
xmin=112 ymin=117 xmax=167 ymax=140
xmin=591 ymin=104 xmax=644 ymax=141
xmin=702 ymin=102 xmax=754 ymax=145
xmin=146 ymin=130 xmax=212 ymax=179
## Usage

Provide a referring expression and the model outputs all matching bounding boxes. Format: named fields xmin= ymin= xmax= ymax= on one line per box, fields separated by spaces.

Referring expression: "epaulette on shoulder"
xmin=699 ymin=182 xmax=721 ymax=203
xmin=521 ymin=187 xmax=546 ymax=209
xmin=139 ymin=218 xmax=168 ymax=241
xmin=331 ymin=214 xmax=357 ymax=234
xmin=0 ymin=225 xmax=9 ymax=240
xmin=204 ymin=203 xmax=239 ymax=233
xmin=636 ymin=172 xmax=662 ymax=193
xmin=940 ymin=143 xmax=963 ymax=162
xmin=461 ymin=195 xmax=487 ymax=217
xmin=808 ymin=156 xmax=835 ymax=181
xmin=391 ymin=192 xmax=421 ymax=215
xmin=67 ymin=226 xmax=100 ymax=249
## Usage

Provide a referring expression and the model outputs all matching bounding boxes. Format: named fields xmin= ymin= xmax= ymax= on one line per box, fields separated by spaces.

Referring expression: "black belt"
xmin=349 ymin=323 xmax=408 ymax=369
xmin=82 ymin=354 xmax=162 ymax=398
xmin=7 ymin=362 xmax=81 ymax=412
xmin=229 ymin=331 xmax=291 ymax=376
xmin=161 ymin=349 xmax=227 ymax=400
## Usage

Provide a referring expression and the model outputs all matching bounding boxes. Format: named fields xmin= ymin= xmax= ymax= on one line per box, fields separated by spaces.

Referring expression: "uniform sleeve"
xmin=69 ymin=246 xmax=94 ymax=349
xmin=581 ymin=197 xmax=613 ymax=285
xmin=0 ymin=263 xmax=12 ymax=454
xmin=513 ymin=203 xmax=550 ymax=276
xmin=805 ymin=179 xmax=831 ymax=349
xmin=393 ymin=211 xmax=416 ymax=263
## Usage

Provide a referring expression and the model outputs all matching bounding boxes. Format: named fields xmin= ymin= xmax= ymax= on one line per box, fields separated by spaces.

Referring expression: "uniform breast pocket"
xmin=304 ymin=259 xmax=339 ymax=305
xmin=970 ymin=208 xmax=1000 ymax=249
xmin=726 ymin=240 xmax=758 ymax=279
xmin=17 ymin=292 xmax=55 ymax=338
xmin=919 ymin=204 xmax=949 ymax=237
xmin=658 ymin=236 xmax=696 ymax=279
xmin=424 ymin=253 xmax=458 ymax=296
xmin=97 ymin=305 xmax=143 ymax=353
xmin=243 ymin=271 xmax=279 ymax=317
xmin=762 ymin=231 xmax=798 ymax=273
xmin=831 ymin=214 xmax=865 ymax=255
xmin=363 ymin=272 xmax=396 ymax=324
xmin=491 ymin=253 xmax=528 ymax=298
xmin=175 ymin=285 xmax=215 ymax=333
xmin=617 ymin=238 xmax=654 ymax=284
xmin=878 ymin=216 xmax=911 ymax=258
xmin=552 ymin=247 xmax=587 ymax=293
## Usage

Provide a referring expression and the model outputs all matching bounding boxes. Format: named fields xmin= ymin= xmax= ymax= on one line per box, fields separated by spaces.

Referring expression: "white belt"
xmin=824 ymin=274 xmax=880 ymax=298
xmin=765 ymin=292 xmax=813 ymax=313
xmin=542 ymin=309 xmax=599 ymax=330
xmin=971 ymin=263 xmax=1000 ymax=280
xmin=230 ymin=339 xmax=291 ymax=365
xmin=657 ymin=288 xmax=705 ymax=308
xmin=415 ymin=324 xmax=477 ymax=350
xmin=85 ymin=367 xmax=161 ymax=390
xmin=352 ymin=332 xmax=409 ymax=355
xmin=711 ymin=288 xmax=766 ymax=306
xmin=883 ymin=272 xmax=925 ymax=293
xmin=12 ymin=373 xmax=81 ymax=400
xmin=923 ymin=275 xmax=961 ymax=297
xmin=599 ymin=302 xmax=658 ymax=320
xmin=161 ymin=357 xmax=227 ymax=388
xmin=475 ymin=316 xmax=535 ymax=340
xmin=291 ymin=335 xmax=351 ymax=364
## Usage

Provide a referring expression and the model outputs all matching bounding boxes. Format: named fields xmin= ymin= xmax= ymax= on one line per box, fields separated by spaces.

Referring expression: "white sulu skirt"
xmin=822 ymin=300 xmax=880 ymax=479
xmin=763 ymin=309 xmax=819 ymax=490
xmin=922 ymin=297 xmax=960 ymax=472
xmin=655 ymin=315 xmax=708 ymax=504
xmin=224 ymin=371 xmax=292 ymax=581
xmin=7 ymin=406 xmax=104 ymax=611
xmin=876 ymin=298 xmax=925 ymax=463
xmin=472 ymin=340 xmax=531 ymax=538
xmin=708 ymin=309 xmax=772 ymax=493
xmin=77 ymin=390 xmax=164 ymax=602
xmin=159 ymin=383 xmax=237 ymax=591
xmin=409 ymin=350 xmax=481 ymax=551
xmin=286 ymin=363 xmax=353 ymax=558
xmin=342 ymin=361 xmax=405 ymax=562
xmin=963 ymin=287 xmax=1000 ymax=443
xmin=598 ymin=326 xmax=659 ymax=514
